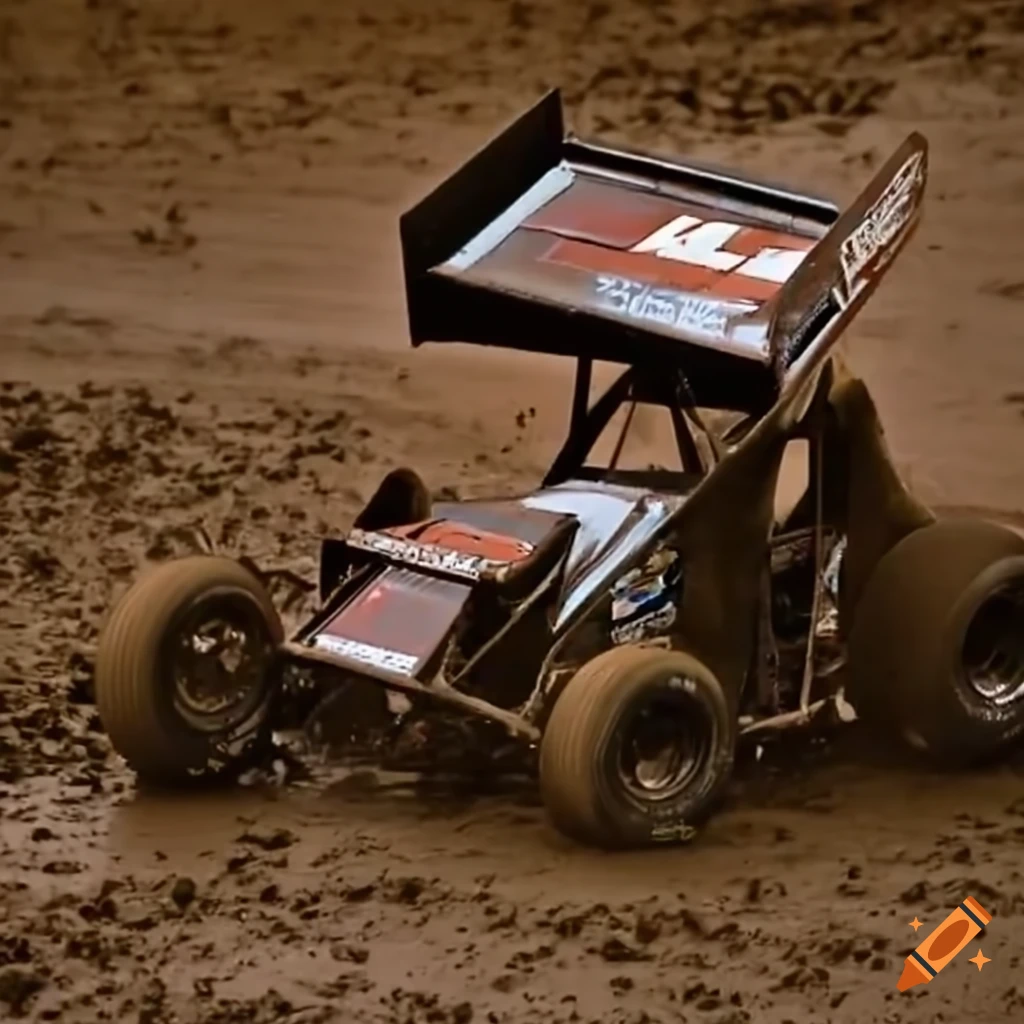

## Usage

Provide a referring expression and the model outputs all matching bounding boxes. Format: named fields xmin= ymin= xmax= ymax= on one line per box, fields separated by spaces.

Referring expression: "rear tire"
xmin=539 ymin=645 xmax=734 ymax=849
xmin=847 ymin=519 xmax=1024 ymax=764
xmin=95 ymin=556 xmax=283 ymax=784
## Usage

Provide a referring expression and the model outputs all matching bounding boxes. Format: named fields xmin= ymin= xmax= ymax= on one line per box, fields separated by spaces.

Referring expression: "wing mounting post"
xmin=570 ymin=356 xmax=592 ymax=435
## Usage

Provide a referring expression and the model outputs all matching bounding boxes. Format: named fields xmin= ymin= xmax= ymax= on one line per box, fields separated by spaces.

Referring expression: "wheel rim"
xmin=961 ymin=579 xmax=1024 ymax=707
xmin=617 ymin=678 xmax=713 ymax=804
xmin=169 ymin=590 xmax=276 ymax=733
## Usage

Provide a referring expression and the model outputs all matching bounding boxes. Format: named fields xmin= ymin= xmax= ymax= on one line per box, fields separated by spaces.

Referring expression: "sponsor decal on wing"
xmin=839 ymin=151 xmax=925 ymax=296
xmin=594 ymin=274 xmax=758 ymax=340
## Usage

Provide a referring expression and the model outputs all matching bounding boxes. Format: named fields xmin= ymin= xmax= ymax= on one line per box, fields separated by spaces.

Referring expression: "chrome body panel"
xmin=520 ymin=480 xmax=687 ymax=631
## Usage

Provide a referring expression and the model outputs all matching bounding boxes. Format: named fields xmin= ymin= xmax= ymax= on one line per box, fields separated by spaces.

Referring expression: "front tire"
xmin=95 ymin=556 xmax=283 ymax=784
xmin=539 ymin=646 xmax=734 ymax=849
xmin=847 ymin=518 xmax=1024 ymax=764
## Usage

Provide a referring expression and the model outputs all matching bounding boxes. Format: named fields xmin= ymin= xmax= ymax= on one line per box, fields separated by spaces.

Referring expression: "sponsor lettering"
xmin=348 ymin=529 xmax=508 ymax=580
xmin=650 ymin=821 xmax=699 ymax=843
xmin=595 ymin=274 xmax=755 ymax=338
xmin=840 ymin=151 xmax=925 ymax=291
xmin=313 ymin=634 xmax=418 ymax=675
xmin=611 ymin=604 xmax=677 ymax=645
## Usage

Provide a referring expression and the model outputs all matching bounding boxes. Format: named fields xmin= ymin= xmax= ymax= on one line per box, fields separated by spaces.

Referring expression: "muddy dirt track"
xmin=3 ymin=1 xmax=1024 ymax=1021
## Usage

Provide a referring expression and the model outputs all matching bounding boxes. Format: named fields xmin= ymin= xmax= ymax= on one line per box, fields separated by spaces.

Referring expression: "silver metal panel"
xmin=443 ymin=162 xmax=576 ymax=271
xmin=521 ymin=481 xmax=685 ymax=630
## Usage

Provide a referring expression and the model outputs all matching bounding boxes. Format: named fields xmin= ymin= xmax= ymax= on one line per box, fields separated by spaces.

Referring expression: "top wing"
xmin=400 ymin=90 xmax=926 ymax=410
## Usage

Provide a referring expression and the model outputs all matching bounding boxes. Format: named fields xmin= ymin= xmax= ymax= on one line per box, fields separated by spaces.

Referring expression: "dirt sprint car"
xmin=95 ymin=92 xmax=1024 ymax=848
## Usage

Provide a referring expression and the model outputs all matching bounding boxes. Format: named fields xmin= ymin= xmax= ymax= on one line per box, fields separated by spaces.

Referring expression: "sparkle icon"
xmin=968 ymin=950 xmax=991 ymax=972
xmin=897 ymin=895 xmax=993 ymax=992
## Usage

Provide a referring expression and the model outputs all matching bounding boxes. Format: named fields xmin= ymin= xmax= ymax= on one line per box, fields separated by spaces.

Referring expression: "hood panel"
xmin=522 ymin=481 xmax=684 ymax=629
xmin=436 ymin=480 xmax=684 ymax=631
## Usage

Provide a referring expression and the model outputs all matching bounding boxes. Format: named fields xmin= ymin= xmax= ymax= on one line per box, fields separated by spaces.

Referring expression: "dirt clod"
xmin=170 ymin=877 xmax=197 ymax=910
xmin=0 ymin=968 xmax=45 ymax=1016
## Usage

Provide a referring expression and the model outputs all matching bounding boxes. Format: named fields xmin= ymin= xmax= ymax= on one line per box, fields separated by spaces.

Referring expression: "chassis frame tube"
xmin=279 ymin=640 xmax=541 ymax=743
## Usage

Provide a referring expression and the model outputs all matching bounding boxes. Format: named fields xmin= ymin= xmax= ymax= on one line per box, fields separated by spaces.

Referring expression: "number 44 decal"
xmin=631 ymin=215 xmax=810 ymax=285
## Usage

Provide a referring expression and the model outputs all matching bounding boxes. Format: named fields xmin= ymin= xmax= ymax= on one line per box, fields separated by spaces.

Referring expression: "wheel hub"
xmin=170 ymin=593 xmax=275 ymax=731
xmin=617 ymin=682 xmax=712 ymax=803
xmin=961 ymin=580 xmax=1024 ymax=707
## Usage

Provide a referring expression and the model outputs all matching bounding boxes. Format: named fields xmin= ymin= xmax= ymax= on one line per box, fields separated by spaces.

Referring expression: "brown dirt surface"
xmin=2 ymin=1 xmax=1024 ymax=1022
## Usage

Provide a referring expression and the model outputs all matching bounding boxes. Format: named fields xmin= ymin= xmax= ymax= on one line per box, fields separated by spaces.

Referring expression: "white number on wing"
xmin=631 ymin=215 xmax=808 ymax=284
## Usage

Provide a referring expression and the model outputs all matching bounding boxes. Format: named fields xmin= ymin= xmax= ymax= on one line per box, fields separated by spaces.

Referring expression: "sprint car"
xmin=94 ymin=92 xmax=1024 ymax=848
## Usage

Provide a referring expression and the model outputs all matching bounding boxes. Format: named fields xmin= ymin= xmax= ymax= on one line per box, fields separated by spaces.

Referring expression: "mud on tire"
xmin=538 ymin=645 xmax=735 ymax=849
xmin=847 ymin=518 xmax=1024 ymax=765
xmin=95 ymin=556 xmax=283 ymax=784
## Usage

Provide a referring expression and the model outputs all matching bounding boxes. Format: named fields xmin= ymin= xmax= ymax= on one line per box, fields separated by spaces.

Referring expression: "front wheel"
xmin=539 ymin=646 xmax=734 ymax=849
xmin=95 ymin=556 xmax=283 ymax=784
